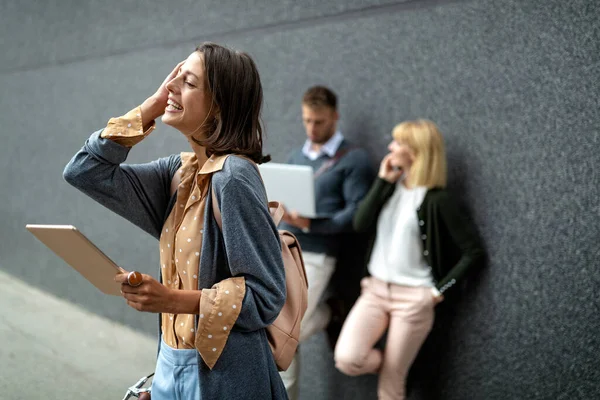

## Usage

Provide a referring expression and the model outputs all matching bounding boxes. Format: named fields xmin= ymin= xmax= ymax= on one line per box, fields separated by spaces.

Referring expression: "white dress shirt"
xmin=368 ymin=181 xmax=435 ymax=288
xmin=302 ymin=131 xmax=344 ymax=161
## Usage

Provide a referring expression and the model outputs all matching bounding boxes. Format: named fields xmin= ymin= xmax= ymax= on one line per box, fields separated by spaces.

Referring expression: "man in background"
xmin=279 ymin=86 xmax=375 ymax=399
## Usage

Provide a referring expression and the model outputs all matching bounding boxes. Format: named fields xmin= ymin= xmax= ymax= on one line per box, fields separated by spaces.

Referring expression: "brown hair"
xmin=302 ymin=86 xmax=337 ymax=110
xmin=192 ymin=42 xmax=270 ymax=164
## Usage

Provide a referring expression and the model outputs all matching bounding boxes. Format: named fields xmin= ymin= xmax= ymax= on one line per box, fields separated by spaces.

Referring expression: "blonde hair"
xmin=392 ymin=119 xmax=447 ymax=188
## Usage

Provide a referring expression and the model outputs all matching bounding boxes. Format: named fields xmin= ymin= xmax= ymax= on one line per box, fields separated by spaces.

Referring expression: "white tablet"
xmin=26 ymin=224 xmax=124 ymax=296
xmin=258 ymin=163 xmax=316 ymax=218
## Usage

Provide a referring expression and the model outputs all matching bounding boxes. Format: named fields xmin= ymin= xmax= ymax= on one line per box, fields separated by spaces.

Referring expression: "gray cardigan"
xmin=63 ymin=131 xmax=288 ymax=399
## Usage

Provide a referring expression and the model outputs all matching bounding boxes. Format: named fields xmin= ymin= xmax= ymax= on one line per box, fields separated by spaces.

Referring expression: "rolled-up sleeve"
xmin=100 ymin=106 xmax=155 ymax=147
xmin=195 ymin=277 xmax=246 ymax=369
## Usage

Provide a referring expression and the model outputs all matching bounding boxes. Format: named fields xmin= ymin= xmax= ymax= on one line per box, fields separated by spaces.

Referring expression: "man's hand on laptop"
xmin=281 ymin=205 xmax=311 ymax=233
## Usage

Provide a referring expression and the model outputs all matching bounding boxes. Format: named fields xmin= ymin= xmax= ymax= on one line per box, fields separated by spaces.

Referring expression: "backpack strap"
xmin=211 ymin=184 xmax=285 ymax=229
xmin=269 ymin=201 xmax=285 ymax=225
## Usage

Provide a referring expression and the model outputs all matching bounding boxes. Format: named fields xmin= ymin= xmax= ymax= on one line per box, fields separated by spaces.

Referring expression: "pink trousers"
xmin=334 ymin=276 xmax=435 ymax=400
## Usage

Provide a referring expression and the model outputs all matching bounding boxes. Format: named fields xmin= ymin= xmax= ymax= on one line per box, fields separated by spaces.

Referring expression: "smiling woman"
xmin=62 ymin=43 xmax=288 ymax=400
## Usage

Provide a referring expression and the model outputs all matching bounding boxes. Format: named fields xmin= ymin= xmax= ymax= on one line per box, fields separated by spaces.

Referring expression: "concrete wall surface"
xmin=0 ymin=0 xmax=598 ymax=398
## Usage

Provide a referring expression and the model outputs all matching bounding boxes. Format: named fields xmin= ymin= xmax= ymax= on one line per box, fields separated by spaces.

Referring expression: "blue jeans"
xmin=151 ymin=337 xmax=200 ymax=400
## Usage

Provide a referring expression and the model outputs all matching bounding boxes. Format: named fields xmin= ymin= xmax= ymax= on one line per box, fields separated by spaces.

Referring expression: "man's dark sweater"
xmin=280 ymin=140 xmax=375 ymax=257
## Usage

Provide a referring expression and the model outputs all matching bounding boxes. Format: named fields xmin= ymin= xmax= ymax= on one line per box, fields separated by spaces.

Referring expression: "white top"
xmin=302 ymin=131 xmax=344 ymax=160
xmin=368 ymin=181 xmax=435 ymax=287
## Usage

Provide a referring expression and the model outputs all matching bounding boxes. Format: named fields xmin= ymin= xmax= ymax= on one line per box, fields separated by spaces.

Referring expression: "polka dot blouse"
xmin=102 ymin=106 xmax=246 ymax=369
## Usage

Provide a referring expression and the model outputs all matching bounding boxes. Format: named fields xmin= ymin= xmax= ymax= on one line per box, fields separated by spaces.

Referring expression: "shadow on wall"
xmin=408 ymin=266 xmax=489 ymax=399
xmin=408 ymin=149 xmax=490 ymax=399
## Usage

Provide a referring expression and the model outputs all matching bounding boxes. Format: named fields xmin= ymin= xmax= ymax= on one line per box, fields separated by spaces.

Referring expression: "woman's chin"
xmin=161 ymin=115 xmax=203 ymax=139
xmin=161 ymin=113 xmax=181 ymax=129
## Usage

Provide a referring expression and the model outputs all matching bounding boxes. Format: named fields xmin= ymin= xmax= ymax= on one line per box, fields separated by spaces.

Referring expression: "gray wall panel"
xmin=0 ymin=0 xmax=412 ymax=73
xmin=1 ymin=0 xmax=598 ymax=398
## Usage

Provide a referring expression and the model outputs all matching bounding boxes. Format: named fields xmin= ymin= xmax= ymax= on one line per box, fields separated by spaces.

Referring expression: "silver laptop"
xmin=258 ymin=163 xmax=316 ymax=218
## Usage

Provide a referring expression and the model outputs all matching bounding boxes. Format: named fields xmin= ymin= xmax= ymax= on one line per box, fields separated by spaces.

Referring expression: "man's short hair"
xmin=302 ymin=86 xmax=337 ymax=110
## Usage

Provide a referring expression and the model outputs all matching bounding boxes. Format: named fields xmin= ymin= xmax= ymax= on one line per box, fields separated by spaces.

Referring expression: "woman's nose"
xmin=165 ymin=76 xmax=179 ymax=93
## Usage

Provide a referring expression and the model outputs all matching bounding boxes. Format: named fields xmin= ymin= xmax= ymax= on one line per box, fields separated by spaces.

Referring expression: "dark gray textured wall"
xmin=1 ymin=0 xmax=598 ymax=399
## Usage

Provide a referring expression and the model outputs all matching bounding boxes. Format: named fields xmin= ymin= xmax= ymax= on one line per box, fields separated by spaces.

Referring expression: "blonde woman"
xmin=334 ymin=120 xmax=484 ymax=399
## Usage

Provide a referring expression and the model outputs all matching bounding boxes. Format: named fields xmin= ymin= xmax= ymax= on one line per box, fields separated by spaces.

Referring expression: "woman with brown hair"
xmin=64 ymin=43 xmax=288 ymax=399
xmin=334 ymin=120 xmax=485 ymax=399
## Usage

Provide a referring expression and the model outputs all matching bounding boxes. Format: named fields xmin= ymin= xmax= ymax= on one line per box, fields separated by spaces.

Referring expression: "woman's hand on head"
xmin=378 ymin=153 xmax=403 ymax=183
xmin=115 ymin=271 xmax=175 ymax=314
xmin=152 ymin=60 xmax=185 ymax=108
xmin=140 ymin=61 xmax=185 ymax=125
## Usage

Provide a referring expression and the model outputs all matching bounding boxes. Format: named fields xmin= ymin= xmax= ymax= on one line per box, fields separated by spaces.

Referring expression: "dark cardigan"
xmin=354 ymin=177 xmax=485 ymax=295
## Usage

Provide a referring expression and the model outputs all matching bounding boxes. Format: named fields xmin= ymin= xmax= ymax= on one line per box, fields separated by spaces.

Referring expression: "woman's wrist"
xmin=167 ymin=289 xmax=201 ymax=315
xmin=140 ymin=96 xmax=165 ymax=129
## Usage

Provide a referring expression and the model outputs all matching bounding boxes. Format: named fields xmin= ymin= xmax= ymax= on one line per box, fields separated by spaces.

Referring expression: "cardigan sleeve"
xmin=434 ymin=191 xmax=485 ymax=294
xmin=353 ymin=177 xmax=396 ymax=233
xmin=63 ymin=126 xmax=180 ymax=239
